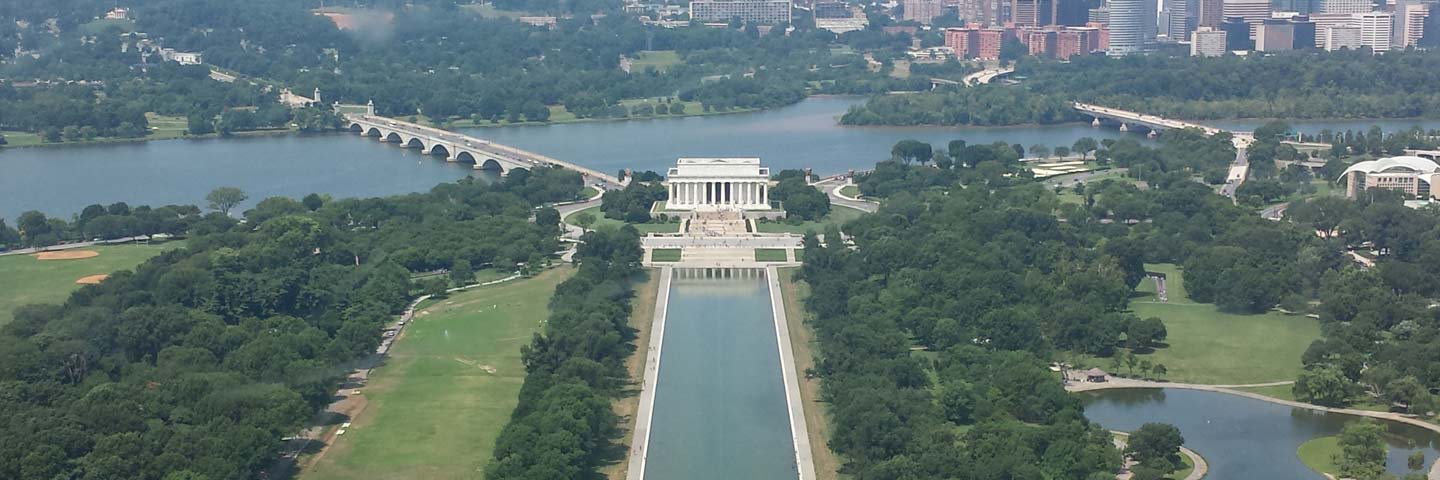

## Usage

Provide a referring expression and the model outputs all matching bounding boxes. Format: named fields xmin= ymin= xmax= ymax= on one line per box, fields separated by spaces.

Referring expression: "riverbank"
xmin=416 ymin=101 xmax=764 ymax=131
xmin=0 ymin=125 xmax=297 ymax=149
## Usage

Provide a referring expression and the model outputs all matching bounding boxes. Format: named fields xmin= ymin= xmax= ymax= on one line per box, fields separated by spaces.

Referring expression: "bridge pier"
xmin=1118 ymin=123 xmax=1129 ymax=132
xmin=1147 ymin=130 xmax=1159 ymax=139
xmin=1092 ymin=117 xmax=1101 ymax=127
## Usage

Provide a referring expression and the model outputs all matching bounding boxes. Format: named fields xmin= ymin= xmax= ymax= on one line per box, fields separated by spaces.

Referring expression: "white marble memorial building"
xmin=665 ymin=158 xmax=772 ymax=210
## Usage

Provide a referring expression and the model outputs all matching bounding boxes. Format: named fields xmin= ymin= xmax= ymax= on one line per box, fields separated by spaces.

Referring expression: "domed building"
xmin=1340 ymin=156 xmax=1440 ymax=200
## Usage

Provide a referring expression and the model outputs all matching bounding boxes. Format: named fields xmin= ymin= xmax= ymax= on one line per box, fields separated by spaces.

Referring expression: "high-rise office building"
xmin=690 ymin=0 xmax=794 ymax=23
xmin=959 ymin=0 xmax=1001 ymax=24
xmin=1290 ymin=15 xmax=1318 ymax=48
xmin=814 ymin=1 xmax=851 ymax=18
xmin=1198 ymin=0 xmax=1224 ymax=27
xmin=1191 ymin=26 xmax=1230 ymax=54
xmin=904 ymin=0 xmax=946 ymax=23
xmin=1396 ymin=3 xmax=1429 ymax=48
xmin=1160 ymin=0 xmax=1191 ymax=40
xmin=1324 ymin=24 xmax=1364 ymax=49
xmin=1309 ymin=12 xmax=1360 ymax=46
xmin=1222 ymin=15 xmax=1255 ymax=48
xmin=1319 ymin=0 xmax=1369 ymax=14
xmin=1105 ymin=0 xmax=1158 ymax=54
xmin=1055 ymin=0 xmax=1096 ymax=24
xmin=1011 ymin=0 xmax=1056 ymax=25
xmin=1356 ymin=11 xmax=1394 ymax=52
xmin=1256 ymin=18 xmax=1297 ymax=49
xmin=1223 ymin=0 xmax=1273 ymax=37
xmin=1088 ymin=3 xmax=1110 ymax=23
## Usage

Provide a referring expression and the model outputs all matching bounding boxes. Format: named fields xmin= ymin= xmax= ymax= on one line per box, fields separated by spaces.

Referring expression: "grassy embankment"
xmin=756 ymin=207 xmax=865 ymax=235
xmin=1075 ymin=263 xmax=1321 ymax=385
xmin=302 ymin=267 xmax=574 ymax=480
xmin=564 ymin=205 xmax=680 ymax=235
xmin=1296 ymin=435 xmax=1342 ymax=477
xmin=0 ymin=243 xmax=182 ymax=326
xmin=778 ymin=268 xmax=845 ymax=480
xmin=650 ymin=249 xmax=681 ymax=262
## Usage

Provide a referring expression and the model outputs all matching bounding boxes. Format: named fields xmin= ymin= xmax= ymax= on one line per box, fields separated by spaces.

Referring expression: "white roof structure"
xmin=667 ymin=157 xmax=770 ymax=179
xmin=1339 ymin=156 xmax=1440 ymax=180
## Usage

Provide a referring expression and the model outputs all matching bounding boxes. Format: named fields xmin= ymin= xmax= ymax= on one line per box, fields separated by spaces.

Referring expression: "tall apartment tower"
xmin=1191 ymin=26 xmax=1230 ymax=54
xmin=1106 ymin=0 xmax=1158 ymax=54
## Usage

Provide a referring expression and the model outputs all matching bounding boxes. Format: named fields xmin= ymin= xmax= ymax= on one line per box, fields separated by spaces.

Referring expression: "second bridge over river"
xmin=344 ymin=110 xmax=623 ymax=188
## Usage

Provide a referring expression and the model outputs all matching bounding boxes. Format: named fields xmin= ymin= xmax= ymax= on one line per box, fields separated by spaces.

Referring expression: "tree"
xmin=1073 ymin=137 xmax=1099 ymax=161
xmin=1054 ymin=146 xmax=1071 ymax=158
xmin=1126 ymin=423 xmax=1185 ymax=473
xmin=450 ymin=258 xmax=476 ymax=285
xmin=890 ymin=139 xmax=933 ymax=164
xmin=1126 ymin=317 xmax=1167 ymax=351
xmin=206 ymin=187 xmax=248 ymax=216
xmin=998 ymin=36 xmax=1027 ymax=64
xmin=1029 ymin=144 xmax=1050 ymax=159
xmin=1409 ymin=451 xmax=1425 ymax=471
xmin=302 ymin=193 xmax=324 ymax=211
xmin=535 ymin=207 xmax=561 ymax=232
xmin=1338 ymin=420 xmax=1387 ymax=479
xmin=572 ymin=212 xmax=597 ymax=230
xmin=187 ymin=112 xmax=214 ymax=135
xmin=1294 ymin=366 xmax=1358 ymax=407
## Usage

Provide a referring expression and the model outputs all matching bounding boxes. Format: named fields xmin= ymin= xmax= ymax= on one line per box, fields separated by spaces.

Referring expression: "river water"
xmin=1083 ymin=389 xmax=1440 ymax=479
xmin=4 ymin=96 xmax=1440 ymax=221
xmin=642 ymin=268 xmax=796 ymax=480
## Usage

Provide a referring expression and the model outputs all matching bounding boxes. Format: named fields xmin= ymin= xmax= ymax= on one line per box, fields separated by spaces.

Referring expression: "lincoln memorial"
xmin=665 ymin=157 xmax=772 ymax=210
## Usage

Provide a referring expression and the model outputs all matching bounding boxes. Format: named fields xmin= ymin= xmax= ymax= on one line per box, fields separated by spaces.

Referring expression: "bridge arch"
xmin=348 ymin=123 xmax=364 ymax=133
xmin=403 ymin=137 xmax=426 ymax=149
xmin=428 ymin=144 xmax=451 ymax=158
xmin=384 ymin=132 xmax=404 ymax=143
xmin=454 ymin=151 xmax=478 ymax=165
xmin=364 ymin=127 xmax=382 ymax=137
xmin=479 ymin=158 xmax=505 ymax=172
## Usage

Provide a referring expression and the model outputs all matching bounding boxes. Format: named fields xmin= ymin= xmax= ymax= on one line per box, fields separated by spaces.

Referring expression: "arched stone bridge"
xmin=344 ymin=113 xmax=623 ymax=187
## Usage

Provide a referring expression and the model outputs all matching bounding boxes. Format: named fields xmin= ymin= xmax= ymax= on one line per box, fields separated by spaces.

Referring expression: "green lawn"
xmin=1297 ymin=435 xmax=1342 ymax=477
xmin=755 ymin=208 xmax=865 ymax=234
xmin=650 ymin=249 xmax=681 ymax=262
xmin=2 ymin=113 xmax=190 ymax=147
xmin=1170 ymin=451 xmax=1196 ymax=480
xmin=302 ymin=267 xmax=574 ymax=480
xmin=628 ymin=50 xmax=681 ymax=72
xmin=1110 ymin=263 xmax=1322 ymax=384
xmin=755 ymin=248 xmax=789 ymax=262
xmin=839 ymin=185 xmax=860 ymax=198
xmin=579 ymin=186 xmax=600 ymax=200
xmin=563 ymin=206 xmax=680 ymax=235
xmin=0 ymin=243 xmax=182 ymax=325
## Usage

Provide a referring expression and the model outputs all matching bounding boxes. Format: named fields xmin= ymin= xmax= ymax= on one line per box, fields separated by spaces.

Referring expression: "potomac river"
xmin=5 ymin=96 xmax=1440 ymax=221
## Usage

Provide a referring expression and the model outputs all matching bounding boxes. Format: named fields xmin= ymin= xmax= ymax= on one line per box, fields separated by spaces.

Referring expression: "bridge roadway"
xmin=1074 ymin=103 xmax=1261 ymax=199
xmin=344 ymin=114 xmax=623 ymax=188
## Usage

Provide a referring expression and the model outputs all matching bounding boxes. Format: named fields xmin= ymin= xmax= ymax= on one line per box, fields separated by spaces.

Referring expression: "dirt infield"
xmin=33 ymin=250 xmax=100 ymax=260
xmin=75 ymin=274 xmax=109 ymax=285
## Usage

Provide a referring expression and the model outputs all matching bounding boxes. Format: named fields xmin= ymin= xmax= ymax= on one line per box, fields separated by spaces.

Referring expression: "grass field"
xmin=755 ymin=249 xmax=789 ymax=262
xmin=580 ymin=186 xmax=600 ymax=200
xmin=650 ymin=249 xmax=681 ymax=262
xmin=839 ymin=185 xmax=860 ymax=198
xmin=564 ymin=206 xmax=680 ymax=235
xmin=778 ymin=269 xmax=845 ymax=480
xmin=755 ymin=208 xmax=864 ymax=235
xmin=1297 ymin=435 xmax=1342 ymax=477
xmin=628 ymin=51 xmax=681 ymax=72
xmin=2 ymin=113 xmax=190 ymax=148
xmin=0 ymin=243 xmax=181 ymax=325
xmin=1106 ymin=263 xmax=1322 ymax=384
xmin=303 ymin=267 xmax=574 ymax=480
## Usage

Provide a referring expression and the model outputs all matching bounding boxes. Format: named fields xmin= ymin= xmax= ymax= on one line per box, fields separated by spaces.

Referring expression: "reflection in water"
xmin=1083 ymin=389 xmax=1440 ymax=478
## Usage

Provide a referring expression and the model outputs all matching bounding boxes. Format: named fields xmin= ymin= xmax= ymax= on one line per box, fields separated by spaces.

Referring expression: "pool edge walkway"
xmin=626 ymin=266 xmax=672 ymax=480
xmin=768 ymin=265 xmax=818 ymax=480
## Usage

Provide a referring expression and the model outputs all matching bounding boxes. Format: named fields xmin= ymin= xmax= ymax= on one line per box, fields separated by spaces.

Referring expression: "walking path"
xmin=625 ymin=267 xmax=673 ymax=480
xmin=767 ymin=265 xmax=818 ymax=480
xmin=1069 ymin=375 xmax=1440 ymax=480
xmin=814 ymin=177 xmax=879 ymax=213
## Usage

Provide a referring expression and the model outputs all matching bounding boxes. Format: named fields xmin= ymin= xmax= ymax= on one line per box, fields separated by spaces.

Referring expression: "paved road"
xmin=1260 ymin=202 xmax=1288 ymax=221
xmin=813 ymin=177 xmax=878 ymax=213
xmin=0 ymin=235 xmax=160 ymax=257
xmin=1220 ymin=146 xmax=1248 ymax=198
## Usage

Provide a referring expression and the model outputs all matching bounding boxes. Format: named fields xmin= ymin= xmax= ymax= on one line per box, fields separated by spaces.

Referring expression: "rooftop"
xmin=669 ymin=157 xmax=769 ymax=178
xmin=1340 ymin=156 xmax=1440 ymax=179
